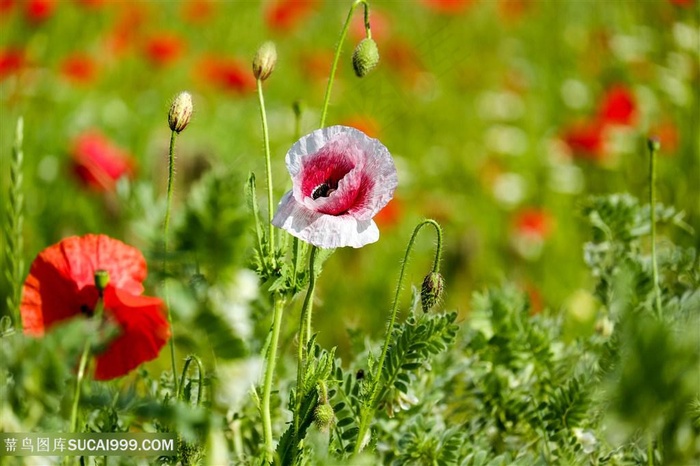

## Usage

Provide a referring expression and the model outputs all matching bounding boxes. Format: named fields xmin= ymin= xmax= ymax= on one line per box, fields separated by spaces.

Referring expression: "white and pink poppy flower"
xmin=272 ymin=125 xmax=398 ymax=248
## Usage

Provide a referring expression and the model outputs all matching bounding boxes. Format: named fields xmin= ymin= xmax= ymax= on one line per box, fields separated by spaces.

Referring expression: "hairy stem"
xmin=354 ymin=219 xmax=443 ymax=454
xmin=261 ymin=295 xmax=286 ymax=463
xmin=164 ymin=130 xmax=179 ymax=395
xmin=4 ymin=117 xmax=24 ymax=327
xmin=648 ymin=139 xmax=662 ymax=317
xmin=319 ymin=0 xmax=370 ymax=128
xmin=178 ymin=354 xmax=204 ymax=406
xmin=257 ymin=78 xmax=276 ymax=266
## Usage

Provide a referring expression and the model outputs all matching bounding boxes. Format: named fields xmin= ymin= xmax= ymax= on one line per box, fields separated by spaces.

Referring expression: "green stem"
xmin=354 ymin=219 xmax=443 ymax=455
xmin=178 ymin=355 xmax=204 ymax=406
xmin=164 ymin=130 xmax=179 ymax=396
xmin=293 ymin=246 xmax=319 ymax=439
xmin=648 ymin=139 xmax=662 ymax=317
xmin=319 ymin=0 xmax=370 ymax=128
xmin=5 ymin=117 xmax=24 ymax=328
xmin=257 ymin=78 xmax=276 ymax=265
xmin=261 ymin=295 xmax=286 ymax=463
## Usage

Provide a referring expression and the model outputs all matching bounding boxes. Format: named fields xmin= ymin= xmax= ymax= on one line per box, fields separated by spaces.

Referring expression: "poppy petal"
xmin=272 ymin=191 xmax=380 ymax=248
xmin=93 ymin=287 xmax=170 ymax=381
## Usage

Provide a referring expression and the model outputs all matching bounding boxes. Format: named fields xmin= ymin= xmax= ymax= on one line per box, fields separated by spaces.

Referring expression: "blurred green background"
xmin=1 ymin=0 xmax=698 ymax=356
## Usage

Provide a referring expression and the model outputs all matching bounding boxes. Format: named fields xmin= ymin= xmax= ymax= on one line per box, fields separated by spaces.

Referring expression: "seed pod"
xmin=253 ymin=41 xmax=277 ymax=81
xmin=352 ymin=38 xmax=379 ymax=78
xmin=94 ymin=270 xmax=110 ymax=294
xmin=421 ymin=272 xmax=444 ymax=312
xmin=168 ymin=91 xmax=193 ymax=133
xmin=313 ymin=403 xmax=335 ymax=431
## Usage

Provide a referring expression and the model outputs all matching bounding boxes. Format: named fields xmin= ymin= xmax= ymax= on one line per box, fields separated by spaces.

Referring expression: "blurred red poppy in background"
xmin=562 ymin=120 xmax=607 ymax=161
xmin=351 ymin=7 xmax=391 ymax=44
xmin=265 ymin=0 xmax=318 ymax=32
xmin=650 ymin=120 xmax=679 ymax=155
xmin=60 ymin=53 xmax=98 ymax=85
xmin=514 ymin=208 xmax=553 ymax=240
xmin=24 ymin=0 xmax=56 ymax=22
xmin=421 ymin=0 xmax=474 ymax=14
xmin=143 ymin=33 xmax=186 ymax=67
xmin=197 ymin=55 xmax=256 ymax=94
xmin=181 ymin=0 xmax=215 ymax=23
xmin=598 ymin=85 xmax=637 ymax=127
xmin=374 ymin=197 xmax=403 ymax=230
xmin=341 ymin=115 xmax=381 ymax=139
xmin=0 ymin=0 xmax=14 ymax=14
xmin=104 ymin=4 xmax=148 ymax=57
xmin=21 ymin=234 xmax=170 ymax=381
xmin=0 ymin=48 xmax=25 ymax=80
xmin=70 ymin=131 xmax=135 ymax=192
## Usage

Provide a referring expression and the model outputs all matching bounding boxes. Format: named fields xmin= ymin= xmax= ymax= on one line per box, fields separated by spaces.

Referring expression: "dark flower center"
xmin=311 ymin=179 xmax=338 ymax=200
xmin=80 ymin=304 xmax=94 ymax=317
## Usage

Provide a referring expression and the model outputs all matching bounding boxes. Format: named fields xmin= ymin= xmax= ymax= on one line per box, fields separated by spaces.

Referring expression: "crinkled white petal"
xmin=272 ymin=191 xmax=379 ymax=248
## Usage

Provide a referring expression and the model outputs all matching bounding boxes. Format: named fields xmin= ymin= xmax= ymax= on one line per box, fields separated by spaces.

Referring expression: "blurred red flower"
xmin=21 ymin=234 xmax=170 ymax=381
xmin=181 ymin=0 xmax=215 ymax=23
xmin=351 ymin=7 xmax=391 ymax=44
xmin=60 ymin=53 xmax=98 ymax=85
xmin=341 ymin=116 xmax=381 ymax=138
xmin=421 ymin=0 xmax=474 ymax=14
xmin=24 ymin=0 xmax=56 ymax=22
xmin=0 ymin=0 xmax=14 ymax=14
xmin=562 ymin=120 xmax=607 ymax=161
xmin=70 ymin=131 xmax=135 ymax=192
xmin=265 ymin=0 xmax=318 ymax=31
xmin=375 ymin=197 xmax=403 ymax=229
xmin=143 ymin=33 xmax=185 ymax=67
xmin=598 ymin=85 xmax=637 ymax=126
xmin=104 ymin=5 xmax=149 ymax=57
xmin=498 ymin=0 xmax=534 ymax=22
xmin=197 ymin=56 xmax=256 ymax=94
xmin=650 ymin=121 xmax=680 ymax=155
xmin=0 ymin=48 xmax=25 ymax=80
xmin=299 ymin=49 xmax=333 ymax=82
xmin=514 ymin=208 xmax=553 ymax=240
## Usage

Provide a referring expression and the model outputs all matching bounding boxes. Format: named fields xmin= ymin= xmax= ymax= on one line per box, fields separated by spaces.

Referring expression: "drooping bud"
xmin=313 ymin=402 xmax=335 ymax=431
xmin=168 ymin=91 xmax=193 ymax=133
xmin=420 ymin=272 xmax=444 ymax=312
xmin=94 ymin=270 xmax=110 ymax=294
xmin=647 ymin=136 xmax=661 ymax=153
xmin=252 ymin=41 xmax=277 ymax=81
xmin=352 ymin=38 xmax=379 ymax=78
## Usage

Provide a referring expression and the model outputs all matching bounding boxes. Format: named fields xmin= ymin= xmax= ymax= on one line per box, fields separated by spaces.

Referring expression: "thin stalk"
xmin=178 ymin=355 xmax=204 ymax=406
xmin=257 ymin=78 xmax=276 ymax=265
xmin=354 ymin=219 xmax=443 ymax=454
xmin=70 ymin=297 xmax=103 ymax=433
xmin=293 ymin=246 xmax=319 ymax=438
xmin=319 ymin=0 xmax=370 ymax=128
xmin=164 ymin=130 xmax=179 ymax=395
xmin=648 ymin=139 xmax=662 ymax=317
xmin=261 ymin=295 xmax=286 ymax=463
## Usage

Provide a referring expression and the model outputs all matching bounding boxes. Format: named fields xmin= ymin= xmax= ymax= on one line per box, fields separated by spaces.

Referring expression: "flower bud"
xmin=94 ymin=270 xmax=110 ymax=294
xmin=421 ymin=272 xmax=444 ymax=312
xmin=252 ymin=41 xmax=277 ymax=81
xmin=168 ymin=91 xmax=193 ymax=133
xmin=313 ymin=403 xmax=335 ymax=431
xmin=352 ymin=38 xmax=379 ymax=78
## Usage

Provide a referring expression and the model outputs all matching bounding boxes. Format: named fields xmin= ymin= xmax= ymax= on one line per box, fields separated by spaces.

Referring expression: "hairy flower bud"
xmin=313 ymin=403 xmax=335 ymax=431
xmin=421 ymin=272 xmax=444 ymax=312
xmin=253 ymin=41 xmax=277 ymax=81
xmin=168 ymin=91 xmax=193 ymax=133
xmin=352 ymin=38 xmax=379 ymax=78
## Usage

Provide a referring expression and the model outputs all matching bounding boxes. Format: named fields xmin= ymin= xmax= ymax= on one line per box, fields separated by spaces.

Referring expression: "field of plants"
xmin=1 ymin=0 xmax=699 ymax=464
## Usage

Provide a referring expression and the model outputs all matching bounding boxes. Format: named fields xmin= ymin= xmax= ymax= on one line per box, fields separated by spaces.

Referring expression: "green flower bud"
xmin=352 ymin=38 xmax=379 ymax=78
xmin=253 ymin=41 xmax=277 ymax=81
xmin=313 ymin=403 xmax=335 ymax=431
xmin=421 ymin=272 xmax=444 ymax=312
xmin=168 ymin=91 xmax=193 ymax=133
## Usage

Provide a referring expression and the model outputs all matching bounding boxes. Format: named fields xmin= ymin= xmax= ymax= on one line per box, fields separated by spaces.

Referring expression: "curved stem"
xmin=261 ymin=295 xmax=286 ymax=463
xmin=178 ymin=355 xmax=204 ymax=406
xmin=293 ymin=246 xmax=319 ymax=438
xmin=257 ymin=78 xmax=276 ymax=266
xmin=648 ymin=140 xmax=662 ymax=317
xmin=319 ymin=0 xmax=370 ymax=128
xmin=164 ymin=130 xmax=179 ymax=396
xmin=354 ymin=219 xmax=443 ymax=454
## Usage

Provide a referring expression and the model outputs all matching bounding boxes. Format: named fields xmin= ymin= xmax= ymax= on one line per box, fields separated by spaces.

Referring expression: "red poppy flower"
xmin=104 ymin=4 xmax=149 ymax=57
xmin=374 ymin=197 xmax=403 ymax=229
xmin=265 ymin=0 xmax=318 ymax=32
xmin=562 ymin=120 xmax=607 ymax=161
xmin=0 ymin=48 xmax=25 ymax=80
xmin=513 ymin=208 xmax=552 ymax=240
xmin=181 ymin=0 xmax=214 ymax=23
xmin=598 ymin=85 xmax=636 ymax=127
xmin=421 ymin=0 xmax=474 ymax=14
xmin=21 ymin=234 xmax=170 ymax=381
xmin=0 ymin=0 xmax=15 ymax=15
xmin=60 ymin=53 xmax=98 ymax=85
xmin=24 ymin=0 xmax=56 ymax=22
xmin=70 ymin=131 xmax=135 ymax=192
xmin=650 ymin=121 xmax=679 ymax=154
xmin=197 ymin=56 xmax=256 ymax=94
xmin=143 ymin=33 xmax=185 ymax=67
